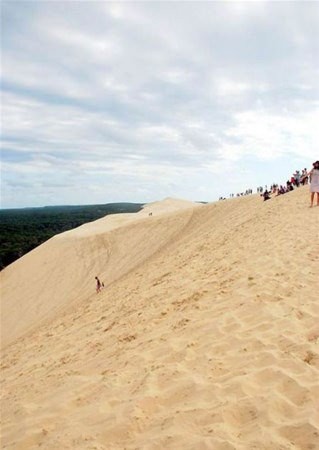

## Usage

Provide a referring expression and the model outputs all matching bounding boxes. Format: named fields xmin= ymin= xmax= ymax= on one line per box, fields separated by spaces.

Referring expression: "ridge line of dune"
xmin=0 ymin=200 xmax=201 ymax=349
xmin=11 ymin=205 xmax=202 ymax=351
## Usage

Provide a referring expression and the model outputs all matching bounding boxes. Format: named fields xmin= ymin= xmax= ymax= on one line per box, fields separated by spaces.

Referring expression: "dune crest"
xmin=0 ymin=198 xmax=200 ymax=348
xmin=1 ymin=188 xmax=318 ymax=449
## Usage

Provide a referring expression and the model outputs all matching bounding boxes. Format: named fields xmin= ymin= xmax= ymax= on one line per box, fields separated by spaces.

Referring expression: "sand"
xmin=1 ymin=188 xmax=318 ymax=449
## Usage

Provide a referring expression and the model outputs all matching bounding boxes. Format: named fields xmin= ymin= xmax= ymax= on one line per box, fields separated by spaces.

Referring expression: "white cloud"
xmin=1 ymin=1 xmax=319 ymax=207
xmin=222 ymin=107 xmax=319 ymax=160
xmin=215 ymin=79 xmax=250 ymax=96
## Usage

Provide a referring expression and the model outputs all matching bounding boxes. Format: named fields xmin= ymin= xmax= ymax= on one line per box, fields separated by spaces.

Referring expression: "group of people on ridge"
xmin=262 ymin=160 xmax=319 ymax=207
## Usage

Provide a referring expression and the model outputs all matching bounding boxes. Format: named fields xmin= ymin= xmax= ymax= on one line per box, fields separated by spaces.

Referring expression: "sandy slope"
xmin=0 ymin=198 xmax=200 ymax=348
xmin=1 ymin=189 xmax=318 ymax=449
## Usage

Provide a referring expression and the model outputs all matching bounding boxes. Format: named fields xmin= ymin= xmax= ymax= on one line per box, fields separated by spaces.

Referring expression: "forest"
xmin=0 ymin=203 xmax=144 ymax=269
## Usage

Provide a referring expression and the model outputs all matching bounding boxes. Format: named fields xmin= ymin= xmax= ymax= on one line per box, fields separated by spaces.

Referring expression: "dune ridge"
xmin=0 ymin=198 xmax=200 ymax=348
xmin=1 ymin=188 xmax=318 ymax=449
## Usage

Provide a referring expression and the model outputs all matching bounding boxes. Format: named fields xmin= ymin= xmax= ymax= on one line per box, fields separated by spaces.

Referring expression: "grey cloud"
xmin=1 ymin=1 xmax=318 ymax=207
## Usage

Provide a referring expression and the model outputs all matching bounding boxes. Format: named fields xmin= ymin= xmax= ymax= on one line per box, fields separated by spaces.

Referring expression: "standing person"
xmin=301 ymin=168 xmax=308 ymax=185
xmin=294 ymin=170 xmax=301 ymax=187
xmin=307 ymin=161 xmax=319 ymax=207
xmin=95 ymin=276 xmax=102 ymax=293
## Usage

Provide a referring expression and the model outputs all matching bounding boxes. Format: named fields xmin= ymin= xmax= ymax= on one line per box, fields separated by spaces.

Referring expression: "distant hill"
xmin=0 ymin=203 xmax=144 ymax=269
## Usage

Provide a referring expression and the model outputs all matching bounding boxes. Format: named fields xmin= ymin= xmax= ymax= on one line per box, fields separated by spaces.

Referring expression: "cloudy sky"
xmin=1 ymin=1 xmax=319 ymax=208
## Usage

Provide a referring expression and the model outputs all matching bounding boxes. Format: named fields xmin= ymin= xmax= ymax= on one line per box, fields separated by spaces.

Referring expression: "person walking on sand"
xmin=306 ymin=161 xmax=319 ymax=207
xmin=95 ymin=276 xmax=102 ymax=293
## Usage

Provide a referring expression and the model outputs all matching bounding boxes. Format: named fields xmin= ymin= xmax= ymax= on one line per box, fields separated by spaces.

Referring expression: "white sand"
xmin=1 ymin=188 xmax=318 ymax=449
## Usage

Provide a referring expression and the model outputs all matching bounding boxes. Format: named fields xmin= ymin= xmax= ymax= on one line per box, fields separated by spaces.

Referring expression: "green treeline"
xmin=0 ymin=203 xmax=144 ymax=270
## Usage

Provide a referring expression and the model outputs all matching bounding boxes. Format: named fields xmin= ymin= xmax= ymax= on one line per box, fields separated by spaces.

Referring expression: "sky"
xmin=1 ymin=1 xmax=319 ymax=208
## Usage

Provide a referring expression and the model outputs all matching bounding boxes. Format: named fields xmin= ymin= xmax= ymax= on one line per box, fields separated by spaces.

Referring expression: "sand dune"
xmin=0 ymin=198 xmax=200 ymax=348
xmin=1 ymin=188 xmax=318 ymax=449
